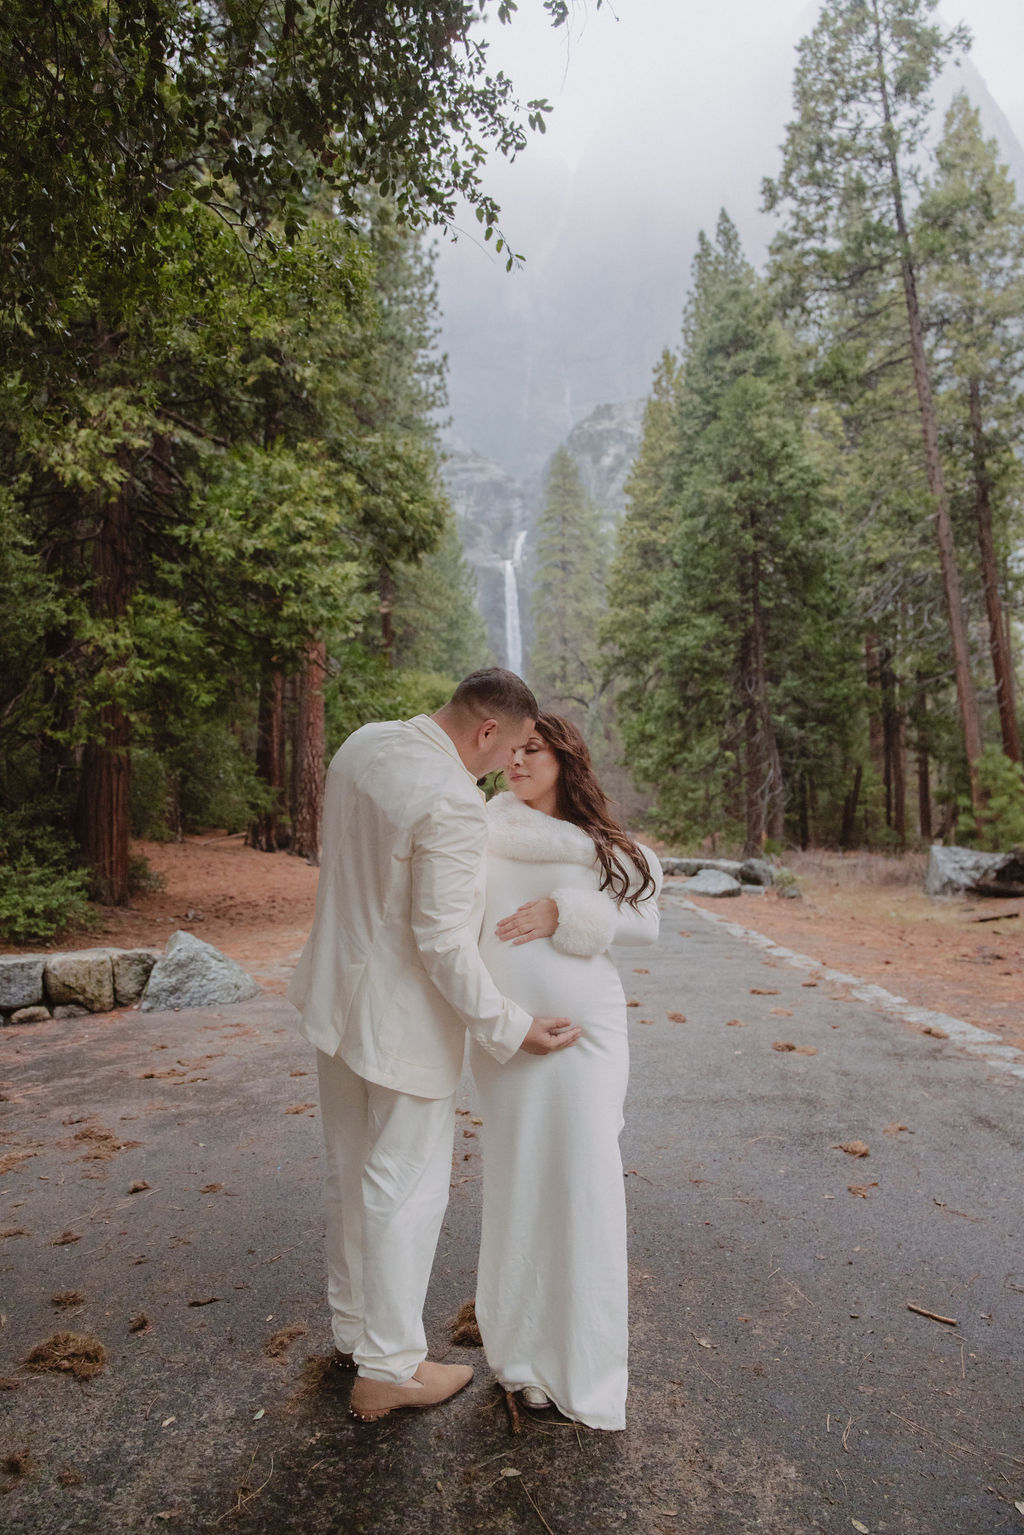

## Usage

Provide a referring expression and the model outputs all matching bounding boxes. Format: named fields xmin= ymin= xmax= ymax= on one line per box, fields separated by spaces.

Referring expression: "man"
xmin=287 ymin=669 xmax=581 ymax=1421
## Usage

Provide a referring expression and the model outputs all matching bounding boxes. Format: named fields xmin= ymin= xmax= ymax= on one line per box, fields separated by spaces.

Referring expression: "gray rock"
xmin=925 ymin=845 xmax=1012 ymax=897
xmin=662 ymin=857 xmax=744 ymax=879
xmin=0 ymin=955 xmax=46 ymax=1010
xmin=53 ymin=1003 xmax=91 ymax=1019
xmin=660 ymin=858 xmax=703 ymax=878
xmin=112 ymin=949 xmax=159 ymax=1006
xmin=141 ymin=930 xmax=260 ymax=1012
xmin=778 ymin=884 xmax=803 ymax=900
xmin=739 ymin=858 xmax=777 ymax=887
xmin=6 ymin=1005 xmax=51 ymax=1025
xmin=45 ymin=950 xmax=115 ymax=1013
xmin=684 ymin=868 xmax=743 ymax=898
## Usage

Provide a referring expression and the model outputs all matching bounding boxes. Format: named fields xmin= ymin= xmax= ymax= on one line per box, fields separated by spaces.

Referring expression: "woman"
xmin=471 ymin=713 xmax=662 ymax=1431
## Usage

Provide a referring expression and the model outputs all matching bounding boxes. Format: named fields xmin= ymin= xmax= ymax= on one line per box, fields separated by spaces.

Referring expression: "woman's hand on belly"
xmin=495 ymin=898 xmax=558 ymax=946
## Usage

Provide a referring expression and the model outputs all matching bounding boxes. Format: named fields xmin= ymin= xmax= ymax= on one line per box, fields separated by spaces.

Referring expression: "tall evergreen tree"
xmin=917 ymin=94 xmax=1024 ymax=765
xmin=608 ymin=215 xmax=857 ymax=852
xmin=763 ymin=0 xmax=986 ymax=812
xmin=530 ymin=449 xmax=607 ymax=723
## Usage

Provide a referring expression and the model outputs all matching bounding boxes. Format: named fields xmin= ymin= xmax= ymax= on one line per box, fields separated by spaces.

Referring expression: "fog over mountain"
xmin=435 ymin=6 xmax=1024 ymax=668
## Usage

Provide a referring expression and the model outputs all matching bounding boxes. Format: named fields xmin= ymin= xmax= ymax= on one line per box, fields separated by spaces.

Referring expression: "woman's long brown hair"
xmin=534 ymin=713 xmax=656 ymax=909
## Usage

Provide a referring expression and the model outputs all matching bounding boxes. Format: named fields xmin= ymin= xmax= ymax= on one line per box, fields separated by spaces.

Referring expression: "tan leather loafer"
xmin=349 ymin=1360 xmax=473 ymax=1422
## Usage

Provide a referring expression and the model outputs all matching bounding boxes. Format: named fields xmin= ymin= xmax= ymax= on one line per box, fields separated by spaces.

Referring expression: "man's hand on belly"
xmin=518 ymin=1016 xmax=581 ymax=1056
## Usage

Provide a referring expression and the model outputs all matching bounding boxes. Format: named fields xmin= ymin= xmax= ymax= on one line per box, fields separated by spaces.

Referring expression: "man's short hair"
xmin=450 ymin=668 xmax=537 ymax=722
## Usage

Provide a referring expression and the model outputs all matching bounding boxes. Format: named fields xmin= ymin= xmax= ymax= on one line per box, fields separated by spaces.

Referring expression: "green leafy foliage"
xmin=0 ymin=814 xmax=91 ymax=946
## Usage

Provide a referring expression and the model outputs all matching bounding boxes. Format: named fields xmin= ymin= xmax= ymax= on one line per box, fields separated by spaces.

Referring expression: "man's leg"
xmin=357 ymin=1076 xmax=456 ymax=1382
xmin=316 ymin=1048 xmax=458 ymax=1381
xmin=316 ymin=1048 xmax=369 ymax=1356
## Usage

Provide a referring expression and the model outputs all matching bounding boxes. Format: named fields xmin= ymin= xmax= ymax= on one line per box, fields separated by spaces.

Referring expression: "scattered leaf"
xmin=0 ymin=1227 xmax=29 ymax=1240
xmin=187 ymin=1296 xmax=221 ymax=1307
xmin=162 ymin=1416 xmax=176 ymax=1428
xmin=200 ymin=1183 xmax=223 ymax=1194
xmin=626 ymin=999 xmax=640 ymax=1008
xmin=128 ymin=1313 xmax=149 ymax=1334
xmin=773 ymin=1041 xmax=796 ymax=1052
xmin=3 ymin=1449 xmax=35 ymax=1476
xmin=677 ymin=930 xmax=691 ymax=937
xmin=666 ymin=1011 xmax=687 ymax=1023
xmin=253 ymin=1408 xmax=265 ymax=1421
xmin=284 ymin=1103 xmax=316 ymax=1114
xmin=639 ymin=1018 xmax=654 ymax=1025
xmin=22 ymin=1331 xmax=106 ymax=1380
xmin=834 ymin=1141 xmax=870 ymax=1158
xmin=922 ymin=1026 xmax=948 ymax=1039
xmin=750 ymin=988 xmax=779 ymax=995
xmin=52 ymin=1231 xmax=81 ymax=1246
xmin=128 ymin=1180 xmax=149 ymax=1194
xmin=726 ymin=1018 xmax=746 ymax=1027
xmin=51 ymin=1291 xmax=84 ymax=1309
xmin=852 ymin=1522 xmax=870 ymax=1533
xmin=883 ymin=1123 xmax=910 ymax=1135
xmin=848 ymin=1183 xmax=878 ymax=1198
xmin=770 ymin=1007 xmax=794 ymax=1017
xmin=264 ymin=1322 xmax=307 ymax=1358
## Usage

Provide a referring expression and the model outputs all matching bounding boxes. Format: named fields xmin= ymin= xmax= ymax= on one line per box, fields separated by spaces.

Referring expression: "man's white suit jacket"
xmin=287 ymin=714 xmax=532 ymax=1098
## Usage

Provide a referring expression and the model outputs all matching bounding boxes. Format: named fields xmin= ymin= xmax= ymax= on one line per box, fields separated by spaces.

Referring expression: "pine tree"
xmin=764 ymin=0 xmax=986 ymax=813
xmin=530 ymin=449 xmax=607 ymax=723
xmin=612 ymin=215 xmax=858 ymax=851
xmin=917 ymin=94 xmax=1024 ymax=765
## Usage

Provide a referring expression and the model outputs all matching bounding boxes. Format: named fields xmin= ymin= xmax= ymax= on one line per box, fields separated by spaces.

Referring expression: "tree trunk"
xmin=864 ymin=633 xmax=885 ymax=783
xmin=292 ymin=640 xmax=326 ymax=865
xmin=915 ymin=678 xmax=932 ymax=843
xmin=840 ymin=763 xmax=863 ymax=850
xmin=251 ymin=672 xmax=287 ymax=852
xmin=870 ymin=3 xmax=984 ymax=812
xmin=797 ymin=772 xmax=810 ymax=851
xmin=968 ymin=377 xmax=1021 ymax=763
xmin=740 ymin=541 xmax=785 ymax=856
xmin=74 ymin=475 xmax=133 ymax=905
xmin=880 ymin=648 xmax=906 ymax=847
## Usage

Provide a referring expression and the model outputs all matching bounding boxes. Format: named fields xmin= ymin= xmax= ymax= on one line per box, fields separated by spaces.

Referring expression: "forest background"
xmin=1 ymin=0 xmax=1023 ymax=948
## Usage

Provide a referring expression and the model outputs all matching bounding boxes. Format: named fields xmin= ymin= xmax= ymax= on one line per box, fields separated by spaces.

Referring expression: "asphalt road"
xmin=1 ymin=888 xmax=1021 ymax=1534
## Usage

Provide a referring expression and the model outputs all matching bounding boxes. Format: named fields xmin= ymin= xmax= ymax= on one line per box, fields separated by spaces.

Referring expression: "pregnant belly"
xmin=480 ymin=935 xmax=623 ymax=1023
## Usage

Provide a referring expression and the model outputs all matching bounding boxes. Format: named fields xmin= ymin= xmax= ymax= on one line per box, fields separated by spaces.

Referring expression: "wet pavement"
xmin=1 ymin=888 xmax=1022 ymax=1534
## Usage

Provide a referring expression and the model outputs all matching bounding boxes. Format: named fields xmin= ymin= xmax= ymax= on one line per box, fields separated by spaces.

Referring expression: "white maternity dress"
xmin=470 ymin=793 xmax=662 ymax=1430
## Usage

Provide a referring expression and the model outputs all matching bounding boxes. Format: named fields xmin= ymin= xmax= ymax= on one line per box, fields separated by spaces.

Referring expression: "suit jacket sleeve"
xmin=410 ymin=797 xmax=532 ymax=1062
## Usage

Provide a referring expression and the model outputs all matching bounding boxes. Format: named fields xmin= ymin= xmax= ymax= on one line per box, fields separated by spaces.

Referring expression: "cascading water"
xmin=502 ymin=529 xmax=528 ymax=674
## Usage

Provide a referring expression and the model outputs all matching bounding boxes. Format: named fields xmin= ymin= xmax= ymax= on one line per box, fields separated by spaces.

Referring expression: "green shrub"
xmin=0 ymin=815 xmax=91 ymax=946
xmin=959 ymin=748 xmax=1024 ymax=851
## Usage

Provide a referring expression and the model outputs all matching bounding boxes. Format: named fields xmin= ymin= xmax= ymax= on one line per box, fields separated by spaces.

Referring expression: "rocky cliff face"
xmin=442 ymin=401 xmax=645 ymax=666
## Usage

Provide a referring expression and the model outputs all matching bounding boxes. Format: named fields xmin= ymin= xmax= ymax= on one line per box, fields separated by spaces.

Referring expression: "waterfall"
xmin=502 ymin=530 xmax=528 ymax=674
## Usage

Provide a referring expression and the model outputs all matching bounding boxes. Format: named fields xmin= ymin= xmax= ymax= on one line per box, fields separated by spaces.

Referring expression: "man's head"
xmin=432 ymin=669 xmax=538 ymax=779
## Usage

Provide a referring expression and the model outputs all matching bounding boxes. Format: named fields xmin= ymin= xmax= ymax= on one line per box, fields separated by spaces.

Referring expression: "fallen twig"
xmin=907 ymin=1302 xmax=957 ymax=1326
xmin=503 ymin=1388 xmax=523 ymax=1435
xmin=519 ymin=1479 xmax=557 ymax=1535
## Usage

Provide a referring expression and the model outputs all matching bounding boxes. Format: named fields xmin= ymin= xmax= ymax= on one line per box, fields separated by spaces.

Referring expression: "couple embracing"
xmin=287 ymin=669 xmax=662 ymax=1431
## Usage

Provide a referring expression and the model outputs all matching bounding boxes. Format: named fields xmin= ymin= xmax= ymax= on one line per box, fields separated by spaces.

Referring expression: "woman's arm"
xmin=496 ymin=850 xmax=663 ymax=958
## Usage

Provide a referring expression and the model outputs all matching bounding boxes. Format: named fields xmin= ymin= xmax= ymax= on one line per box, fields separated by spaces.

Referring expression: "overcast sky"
xmin=435 ymin=0 xmax=1024 ymax=475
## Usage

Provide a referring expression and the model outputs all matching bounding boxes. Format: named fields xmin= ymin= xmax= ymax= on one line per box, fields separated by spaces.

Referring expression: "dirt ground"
xmin=33 ymin=834 xmax=1024 ymax=1054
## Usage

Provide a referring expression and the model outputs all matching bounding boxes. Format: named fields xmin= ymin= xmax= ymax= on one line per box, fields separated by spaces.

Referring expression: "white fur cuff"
xmin=550 ymin=886 xmax=617 ymax=958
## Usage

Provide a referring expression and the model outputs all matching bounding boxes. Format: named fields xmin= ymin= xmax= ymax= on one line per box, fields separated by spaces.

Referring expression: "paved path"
xmin=1 ymin=892 xmax=1021 ymax=1533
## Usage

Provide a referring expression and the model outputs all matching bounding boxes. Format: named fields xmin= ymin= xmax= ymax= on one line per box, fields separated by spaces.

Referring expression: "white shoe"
xmin=520 ymin=1386 xmax=551 ymax=1410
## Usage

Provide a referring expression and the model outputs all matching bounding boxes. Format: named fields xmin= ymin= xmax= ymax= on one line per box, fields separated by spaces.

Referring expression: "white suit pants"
xmin=316 ymin=1049 xmax=456 ymax=1383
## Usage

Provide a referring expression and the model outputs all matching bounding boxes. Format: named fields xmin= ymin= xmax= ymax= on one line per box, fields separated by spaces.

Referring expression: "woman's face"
xmin=507 ymin=732 xmax=560 ymax=815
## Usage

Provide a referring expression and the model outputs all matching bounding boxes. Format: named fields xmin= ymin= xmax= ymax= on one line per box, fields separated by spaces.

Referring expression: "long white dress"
xmin=470 ymin=793 xmax=662 ymax=1430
